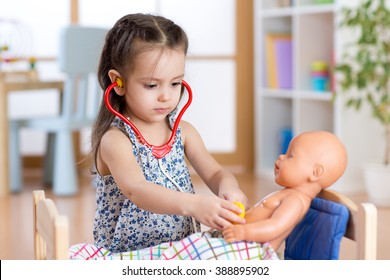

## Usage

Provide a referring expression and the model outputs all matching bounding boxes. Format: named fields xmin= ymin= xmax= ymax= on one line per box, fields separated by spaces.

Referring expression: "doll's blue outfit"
xmin=93 ymin=111 xmax=200 ymax=253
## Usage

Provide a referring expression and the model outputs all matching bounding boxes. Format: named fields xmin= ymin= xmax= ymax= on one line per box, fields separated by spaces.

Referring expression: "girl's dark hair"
xmin=90 ymin=13 xmax=188 ymax=171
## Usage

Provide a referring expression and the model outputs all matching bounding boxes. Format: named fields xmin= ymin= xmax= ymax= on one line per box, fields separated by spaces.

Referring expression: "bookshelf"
xmin=254 ymin=0 xmax=340 ymax=178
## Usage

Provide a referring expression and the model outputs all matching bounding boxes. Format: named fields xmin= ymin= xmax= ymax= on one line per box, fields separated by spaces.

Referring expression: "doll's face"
xmin=274 ymin=133 xmax=320 ymax=188
xmin=274 ymin=131 xmax=347 ymax=189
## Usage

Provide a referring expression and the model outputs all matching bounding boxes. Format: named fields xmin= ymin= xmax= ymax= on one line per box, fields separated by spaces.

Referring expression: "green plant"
xmin=334 ymin=0 xmax=390 ymax=164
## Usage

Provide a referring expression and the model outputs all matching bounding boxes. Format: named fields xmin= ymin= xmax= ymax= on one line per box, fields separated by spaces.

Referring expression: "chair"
xmin=10 ymin=25 xmax=107 ymax=195
xmin=33 ymin=190 xmax=69 ymax=259
xmin=284 ymin=189 xmax=377 ymax=260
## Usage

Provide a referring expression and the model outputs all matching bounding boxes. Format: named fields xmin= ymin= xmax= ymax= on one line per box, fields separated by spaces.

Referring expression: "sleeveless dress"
xmin=93 ymin=112 xmax=201 ymax=253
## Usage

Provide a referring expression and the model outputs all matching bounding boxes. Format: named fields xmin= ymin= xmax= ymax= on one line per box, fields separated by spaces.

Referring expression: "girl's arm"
xmin=97 ymin=127 xmax=245 ymax=230
xmin=181 ymin=121 xmax=248 ymax=207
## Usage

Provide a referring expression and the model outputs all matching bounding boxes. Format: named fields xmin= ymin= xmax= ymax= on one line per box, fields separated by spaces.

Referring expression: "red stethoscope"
xmin=104 ymin=79 xmax=193 ymax=159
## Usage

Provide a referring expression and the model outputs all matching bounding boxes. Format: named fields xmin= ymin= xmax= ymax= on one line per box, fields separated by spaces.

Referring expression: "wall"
xmin=1 ymin=0 xmax=237 ymax=156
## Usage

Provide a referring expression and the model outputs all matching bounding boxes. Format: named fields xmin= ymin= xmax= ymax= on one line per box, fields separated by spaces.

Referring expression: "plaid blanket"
xmin=69 ymin=231 xmax=279 ymax=260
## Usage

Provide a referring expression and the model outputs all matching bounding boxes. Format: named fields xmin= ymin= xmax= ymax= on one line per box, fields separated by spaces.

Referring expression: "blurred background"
xmin=1 ymin=0 xmax=251 ymax=170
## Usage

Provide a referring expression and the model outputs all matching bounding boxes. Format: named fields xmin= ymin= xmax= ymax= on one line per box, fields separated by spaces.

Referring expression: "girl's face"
xmin=274 ymin=135 xmax=317 ymax=188
xmin=123 ymin=48 xmax=186 ymax=125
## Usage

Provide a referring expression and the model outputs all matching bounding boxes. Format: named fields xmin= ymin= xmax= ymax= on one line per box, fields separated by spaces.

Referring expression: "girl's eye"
xmin=172 ymin=82 xmax=181 ymax=87
xmin=145 ymin=84 xmax=157 ymax=89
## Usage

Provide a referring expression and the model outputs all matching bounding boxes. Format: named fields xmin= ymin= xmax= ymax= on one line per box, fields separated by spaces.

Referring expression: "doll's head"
xmin=274 ymin=131 xmax=347 ymax=190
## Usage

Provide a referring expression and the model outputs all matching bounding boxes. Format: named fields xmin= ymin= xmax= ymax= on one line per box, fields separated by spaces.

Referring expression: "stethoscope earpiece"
xmin=115 ymin=77 xmax=124 ymax=88
xmin=104 ymin=80 xmax=192 ymax=159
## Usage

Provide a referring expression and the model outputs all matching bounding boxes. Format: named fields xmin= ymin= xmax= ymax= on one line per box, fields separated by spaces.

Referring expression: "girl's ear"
xmin=108 ymin=69 xmax=125 ymax=96
xmin=309 ymin=164 xmax=324 ymax=182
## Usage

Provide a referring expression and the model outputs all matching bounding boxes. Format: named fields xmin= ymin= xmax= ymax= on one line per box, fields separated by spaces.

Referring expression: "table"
xmin=0 ymin=70 xmax=63 ymax=196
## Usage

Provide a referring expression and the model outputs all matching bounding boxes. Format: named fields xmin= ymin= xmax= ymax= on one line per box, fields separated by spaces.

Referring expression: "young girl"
xmin=90 ymin=13 xmax=247 ymax=253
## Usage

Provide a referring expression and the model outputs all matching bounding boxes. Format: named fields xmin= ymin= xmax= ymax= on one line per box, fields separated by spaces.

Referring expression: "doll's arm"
xmin=223 ymin=195 xmax=305 ymax=243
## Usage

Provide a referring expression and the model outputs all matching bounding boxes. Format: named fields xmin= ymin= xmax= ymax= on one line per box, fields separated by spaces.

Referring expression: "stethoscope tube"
xmin=104 ymin=80 xmax=193 ymax=159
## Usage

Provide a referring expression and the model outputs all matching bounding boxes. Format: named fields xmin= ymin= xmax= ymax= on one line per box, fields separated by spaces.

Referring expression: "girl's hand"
xmin=218 ymin=186 xmax=248 ymax=210
xmin=189 ymin=195 xmax=246 ymax=230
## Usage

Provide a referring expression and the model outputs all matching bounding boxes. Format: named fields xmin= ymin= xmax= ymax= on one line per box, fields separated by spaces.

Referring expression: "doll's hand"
xmin=223 ymin=224 xmax=245 ymax=243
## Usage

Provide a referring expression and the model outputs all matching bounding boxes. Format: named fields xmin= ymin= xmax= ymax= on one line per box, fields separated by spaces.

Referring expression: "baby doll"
xmin=223 ymin=131 xmax=348 ymax=251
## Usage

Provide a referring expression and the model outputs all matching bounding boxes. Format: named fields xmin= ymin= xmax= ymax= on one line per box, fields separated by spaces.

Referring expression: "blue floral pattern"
xmin=93 ymin=114 xmax=200 ymax=253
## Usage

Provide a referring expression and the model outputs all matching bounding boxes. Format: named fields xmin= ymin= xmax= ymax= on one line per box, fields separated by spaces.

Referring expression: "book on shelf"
xmin=264 ymin=33 xmax=292 ymax=89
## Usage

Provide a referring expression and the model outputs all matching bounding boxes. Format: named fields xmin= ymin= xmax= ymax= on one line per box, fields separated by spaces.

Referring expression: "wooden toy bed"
xmin=33 ymin=189 xmax=377 ymax=260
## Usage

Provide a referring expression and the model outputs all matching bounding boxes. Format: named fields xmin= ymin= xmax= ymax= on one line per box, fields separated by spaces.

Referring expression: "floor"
xmin=0 ymin=168 xmax=389 ymax=260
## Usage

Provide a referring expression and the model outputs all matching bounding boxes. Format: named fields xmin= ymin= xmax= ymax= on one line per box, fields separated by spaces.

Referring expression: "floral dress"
xmin=93 ymin=112 xmax=200 ymax=253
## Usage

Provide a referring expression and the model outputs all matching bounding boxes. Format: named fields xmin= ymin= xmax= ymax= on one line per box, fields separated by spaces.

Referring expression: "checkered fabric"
xmin=68 ymin=231 xmax=279 ymax=260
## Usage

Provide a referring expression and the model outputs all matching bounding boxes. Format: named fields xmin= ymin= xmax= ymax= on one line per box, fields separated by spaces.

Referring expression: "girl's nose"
xmin=158 ymin=89 xmax=171 ymax=102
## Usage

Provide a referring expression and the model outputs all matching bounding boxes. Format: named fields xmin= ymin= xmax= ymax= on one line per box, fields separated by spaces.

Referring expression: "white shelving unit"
xmin=254 ymin=0 xmax=340 ymax=178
